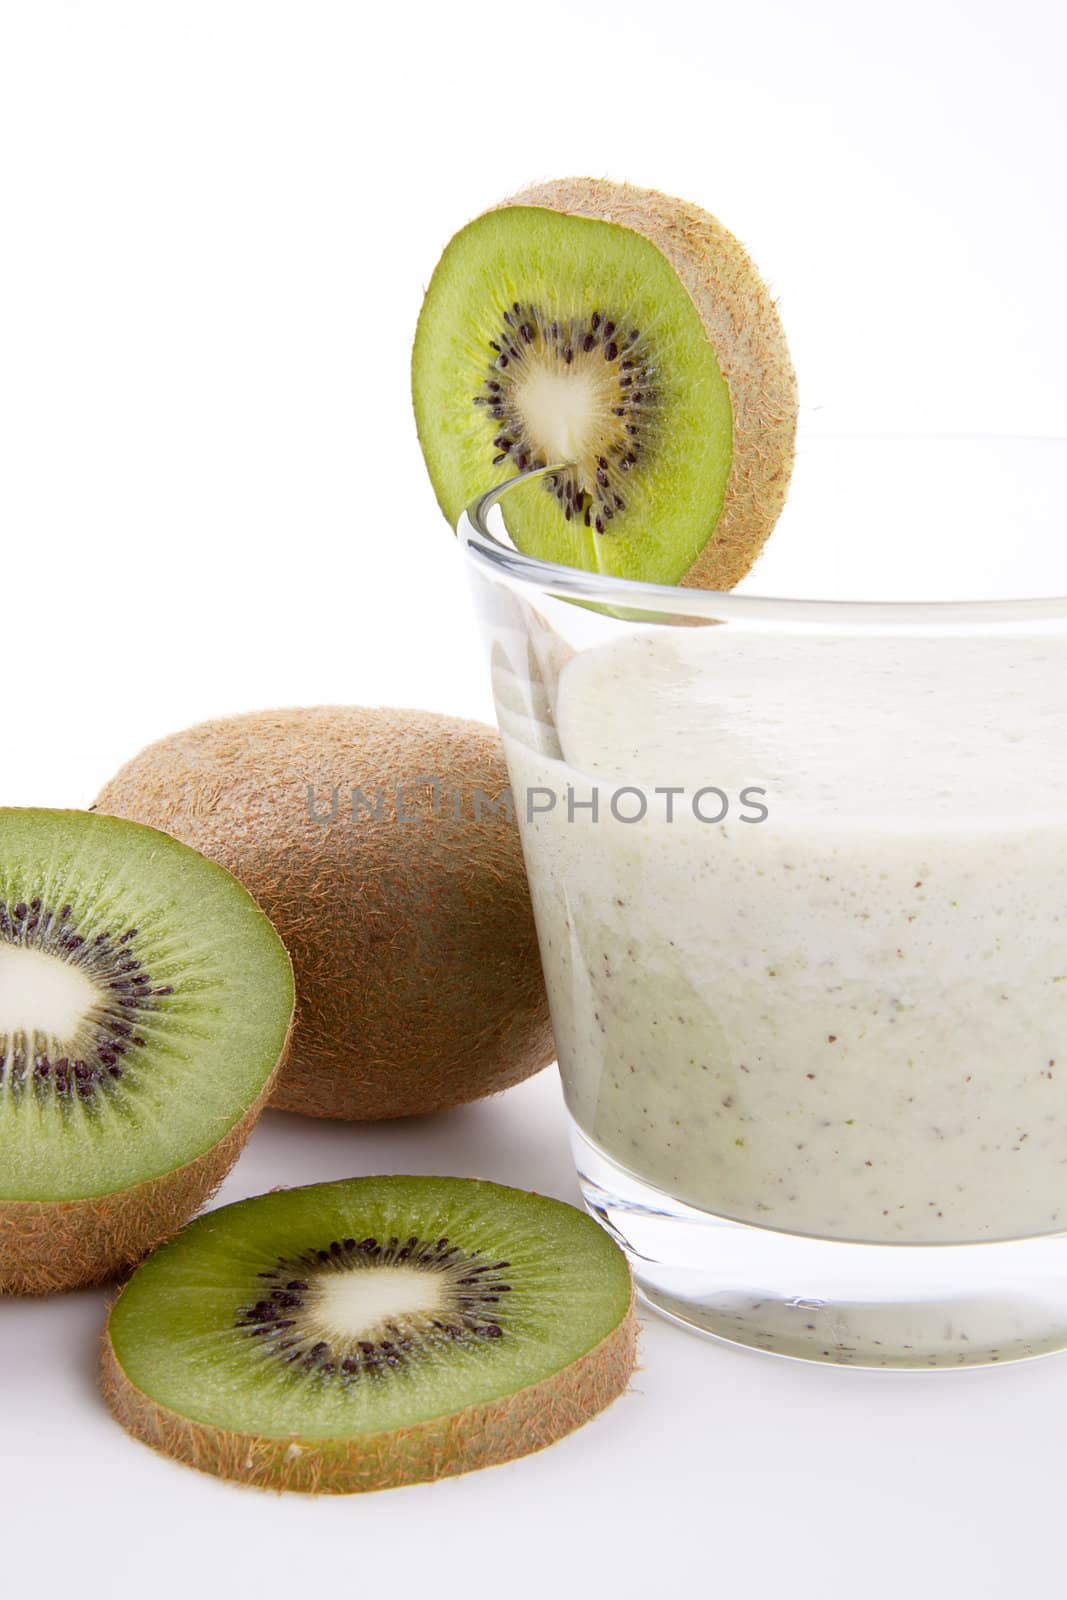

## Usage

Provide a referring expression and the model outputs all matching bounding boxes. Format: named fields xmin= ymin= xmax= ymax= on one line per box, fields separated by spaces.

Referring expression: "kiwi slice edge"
xmin=102 ymin=1175 xmax=637 ymax=1494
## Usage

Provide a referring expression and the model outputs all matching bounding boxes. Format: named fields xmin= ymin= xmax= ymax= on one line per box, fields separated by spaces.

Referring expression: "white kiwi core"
xmin=310 ymin=1265 xmax=450 ymax=1342
xmin=0 ymin=944 xmax=100 ymax=1043
xmin=515 ymin=361 xmax=619 ymax=468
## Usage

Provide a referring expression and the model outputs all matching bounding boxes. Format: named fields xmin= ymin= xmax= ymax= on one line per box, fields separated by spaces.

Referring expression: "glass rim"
xmin=459 ymin=447 xmax=1067 ymax=628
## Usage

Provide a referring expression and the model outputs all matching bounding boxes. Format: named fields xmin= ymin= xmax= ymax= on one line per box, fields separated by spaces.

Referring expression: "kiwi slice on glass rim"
xmin=0 ymin=809 xmax=294 ymax=1294
xmin=412 ymin=176 xmax=798 ymax=589
xmin=102 ymin=1175 xmax=636 ymax=1494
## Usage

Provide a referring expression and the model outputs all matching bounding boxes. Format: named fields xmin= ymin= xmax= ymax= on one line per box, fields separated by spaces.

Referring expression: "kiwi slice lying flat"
xmin=0 ymin=809 xmax=294 ymax=1294
xmin=102 ymin=1175 xmax=636 ymax=1493
xmin=412 ymin=176 xmax=797 ymax=588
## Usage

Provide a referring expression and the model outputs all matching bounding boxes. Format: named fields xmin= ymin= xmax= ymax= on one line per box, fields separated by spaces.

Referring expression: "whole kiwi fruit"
xmin=94 ymin=707 xmax=555 ymax=1121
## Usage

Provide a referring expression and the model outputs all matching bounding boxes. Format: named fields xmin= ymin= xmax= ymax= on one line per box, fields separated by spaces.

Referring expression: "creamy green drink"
xmin=504 ymin=627 xmax=1067 ymax=1247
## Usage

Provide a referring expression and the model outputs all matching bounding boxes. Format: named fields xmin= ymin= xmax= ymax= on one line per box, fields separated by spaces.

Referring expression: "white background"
xmin=2 ymin=2 xmax=1066 ymax=1596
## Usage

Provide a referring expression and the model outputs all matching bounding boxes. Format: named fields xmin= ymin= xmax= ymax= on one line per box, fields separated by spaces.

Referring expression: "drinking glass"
xmin=460 ymin=435 xmax=1067 ymax=1368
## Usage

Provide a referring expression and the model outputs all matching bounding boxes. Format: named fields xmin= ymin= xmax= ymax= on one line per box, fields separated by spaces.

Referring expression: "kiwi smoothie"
xmin=502 ymin=626 xmax=1067 ymax=1247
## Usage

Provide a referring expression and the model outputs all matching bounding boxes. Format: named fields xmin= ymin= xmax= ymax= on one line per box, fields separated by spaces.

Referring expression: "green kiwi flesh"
xmin=0 ymin=809 xmax=294 ymax=1291
xmin=103 ymin=1175 xmax=637 ymax=1493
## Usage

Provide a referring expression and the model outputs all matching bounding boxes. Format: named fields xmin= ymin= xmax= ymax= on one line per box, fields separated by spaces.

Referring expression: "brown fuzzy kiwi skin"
xmin=502 ymin=177 xmax=798 ymax=592
xmin=0 ymin=1063 xmax=284 ymax=1296
xmin=101 ymin=1290 xmax=637 ymax=1494
xmin=94 ymin=707 xmax=557 ymax=1122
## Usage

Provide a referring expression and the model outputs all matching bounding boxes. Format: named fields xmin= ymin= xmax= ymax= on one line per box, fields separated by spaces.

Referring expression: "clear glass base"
xmin=572 ymin=1123 xmax=1067 ymax=1369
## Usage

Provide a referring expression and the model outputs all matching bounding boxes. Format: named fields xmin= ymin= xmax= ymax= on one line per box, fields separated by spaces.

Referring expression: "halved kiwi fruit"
xmin=0 ymin=808 xmax=294 ymax=1294
xmin=412 ymin=176 xmax=798 ymax=589
xmin=102 ymin=1175 xmax=636 ymax=1493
